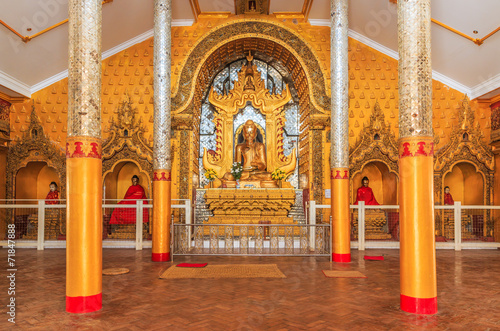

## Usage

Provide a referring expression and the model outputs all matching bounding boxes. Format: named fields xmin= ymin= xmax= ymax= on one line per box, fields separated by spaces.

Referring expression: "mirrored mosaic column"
xmin=66 ymin=0 xmax=103 ymax=313
xmin=152 ymin=0 xmax=172 ymax=262
xmin=398 ymin=0 xmax=437 ymax=314
xmin=330 ymin=0 xmax=350 ymax=263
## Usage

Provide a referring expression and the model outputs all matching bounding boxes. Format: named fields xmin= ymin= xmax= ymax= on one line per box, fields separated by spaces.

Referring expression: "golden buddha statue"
xmin=222 ymin=120 xmax=277 ymax=188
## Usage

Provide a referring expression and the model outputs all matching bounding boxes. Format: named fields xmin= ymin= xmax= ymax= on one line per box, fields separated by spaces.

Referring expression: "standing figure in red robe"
xmin=354 ymin=176 xmax=379 ymax=205
xmin=443 ymin=186 xmax=454 ymax=205
xmin=45 ymin=182 xmax=60 ymax=204
xmin=110 ymin=175 xmax=149 ymax=224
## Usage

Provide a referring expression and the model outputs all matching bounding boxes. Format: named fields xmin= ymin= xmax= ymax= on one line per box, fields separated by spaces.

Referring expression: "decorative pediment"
xmin=6 ymin=106 xmax=66 ymax=199
xmin=102 ymin=96 xmax=153 ymax=164
xmin=208 ymin=52 xmax=292 ymax=116
xmin=434 ymin=96 xmax=494 ymax=172
xmin=349 ymin=101 xmax=399 ymax=175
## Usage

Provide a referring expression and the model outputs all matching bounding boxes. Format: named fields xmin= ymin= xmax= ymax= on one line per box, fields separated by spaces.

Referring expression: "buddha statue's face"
xmin=243 ymin=120 xmax=257 ymax=143
xmin=445 ymin=187 xmax=450 ymax=194
xmin=132 ymin=177 xmax=139 ymax=185
xmin=49 ymin=184 xmax=57 ymax=192
xmin=362 ymin=179 xmax=369 ymax=187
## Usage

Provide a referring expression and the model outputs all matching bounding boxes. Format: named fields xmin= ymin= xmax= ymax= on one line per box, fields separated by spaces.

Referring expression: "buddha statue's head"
xmin=242 ymin=120 xmax=258 ymax=144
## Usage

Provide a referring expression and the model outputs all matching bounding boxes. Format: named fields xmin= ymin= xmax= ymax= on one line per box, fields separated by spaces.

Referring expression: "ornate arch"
xmin=102 ymin=97 xmax=153 ymax=178
xmin=6 ymin=109 xmax=66 ymax=200
xmin=349 ymin=101 xmax=399 ymax=178
xmin=434 ymin=97 xmax=494 ymax=207
xmin=172 ymin=20 xmax=329 ymax=200
xmin=172 ymin=19 xmax=329 ymax=115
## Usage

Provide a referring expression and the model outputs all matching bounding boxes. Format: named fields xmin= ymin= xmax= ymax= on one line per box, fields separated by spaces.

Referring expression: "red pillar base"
xmin=152 ymin=252 xmax=170 ymax=262
xmin=66 ymin=293 xmax=102 ymax=314
xmin=333 ymin=253 xmax=351 ymax=263
xmin=400 ymin=294 xmax=437 ymax=315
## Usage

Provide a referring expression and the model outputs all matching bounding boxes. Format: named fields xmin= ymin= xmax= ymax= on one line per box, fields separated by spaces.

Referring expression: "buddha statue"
xmin=222 ymin=120 xmax=277 ymax=188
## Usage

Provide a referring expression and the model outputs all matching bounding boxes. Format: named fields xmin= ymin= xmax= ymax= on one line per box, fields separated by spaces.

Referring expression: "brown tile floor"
xmin=1 ymin=248 xmax=499 ymax=330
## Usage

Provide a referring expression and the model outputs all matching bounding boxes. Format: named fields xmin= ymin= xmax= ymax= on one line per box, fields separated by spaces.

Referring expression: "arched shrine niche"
xmin=199 ymin=54 xmax=300 ymax=188
xmin=352 ymin=161 xmax=398 ymax=205
xmin=103 ymin=161 xmax=150 ymax=201
xmin=349 ymin=101 xmax=399 ymax=205
xmin=172 ymin=21 xmax=331 ymax=199
xmin=15 ymin=162 xmax=59 ymax=200
xmin=444 ymin=162 xmax=484 ymax=206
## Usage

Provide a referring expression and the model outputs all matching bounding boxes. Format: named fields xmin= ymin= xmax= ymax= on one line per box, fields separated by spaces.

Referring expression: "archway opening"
xmin=444 ymin=162 xmax=486 ymax=239
xmin=352 ymin=161 xmax=398 ymax=205
xmin=15 ymin=162 xmax=59 ymax=200
xmin=15 ymin=161 xmax=60 ymax=239
xmin=185 ymin=36 xmax=316 ymax=196
xmin=104 ymin=161 xmax=150 ymax=201
xmin=444 ymin=162 xmax=484 ymax=205
xmin=103 ymin=161 xmax=150 ymax=240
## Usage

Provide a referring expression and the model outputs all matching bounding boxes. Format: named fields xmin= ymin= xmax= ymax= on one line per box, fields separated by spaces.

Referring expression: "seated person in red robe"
xmin=444 ymin=186 xmax=454 ymax=205
xmin=354 ymin=176 xmax=379 ymax=205
xmin=45 ymin=182 xmax=60 ymax=204
xmin=110 ymin=175 xmax=149 ymax=224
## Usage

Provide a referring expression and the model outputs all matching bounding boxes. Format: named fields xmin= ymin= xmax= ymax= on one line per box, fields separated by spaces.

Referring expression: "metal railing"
xmin=309 ymin=201 xmax=499 ymax=251
xmin=171 ymin=222 xmax=331 ymax=260
xmin=0 ymin=199 xmax=191 ymax=250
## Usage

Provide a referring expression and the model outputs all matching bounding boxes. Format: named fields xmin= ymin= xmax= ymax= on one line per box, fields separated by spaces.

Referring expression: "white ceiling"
xmin=0 ymin=0 xmax=499 ymax=99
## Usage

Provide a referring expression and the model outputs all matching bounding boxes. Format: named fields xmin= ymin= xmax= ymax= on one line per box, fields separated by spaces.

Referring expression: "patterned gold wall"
xmin=8 ymin=15 xmax=493 ymax=202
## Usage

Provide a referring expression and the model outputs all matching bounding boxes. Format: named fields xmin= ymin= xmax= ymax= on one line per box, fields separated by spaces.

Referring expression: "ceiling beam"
xmin=302 ymin=0 xmax=313 ymax=21
xmin=189 ymin=0 xmax=201 ymax=22
xmin=0 ymin=0 xmax=113 ymax=43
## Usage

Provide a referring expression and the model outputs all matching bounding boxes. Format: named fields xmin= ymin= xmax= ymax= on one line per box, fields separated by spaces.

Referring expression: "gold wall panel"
xmin=7 ymin=14 xmax=493 ymax=203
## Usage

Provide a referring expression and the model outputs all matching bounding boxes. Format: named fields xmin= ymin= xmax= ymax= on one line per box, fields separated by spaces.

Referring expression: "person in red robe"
xmin=45 ymin=182 xmax=60 ymax=204
xmin=354 ymin=176 xmax=379 ymax=205
xmin=110 ymin=175 xmax=149 ymax=224
xmin=444 ymin=186 xmax=454 ymax=205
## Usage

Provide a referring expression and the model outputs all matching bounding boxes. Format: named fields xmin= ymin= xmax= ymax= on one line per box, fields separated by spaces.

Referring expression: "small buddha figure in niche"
xmin=110 ymin=175 xmax=149 ymax=224
xmin=45 ymin=182 xmax=60 ymax=204
xmin=354 ymin=176 xmax=379 ymax=205
xmin=444 ymin=186 xmax=454 ymax=205
xmin=222 ymin=120 xmax=275 ymax=185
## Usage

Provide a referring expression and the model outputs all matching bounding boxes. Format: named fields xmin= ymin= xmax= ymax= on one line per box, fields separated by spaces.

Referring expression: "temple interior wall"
xmin=3 ymin=16 xmax=496 ymax=219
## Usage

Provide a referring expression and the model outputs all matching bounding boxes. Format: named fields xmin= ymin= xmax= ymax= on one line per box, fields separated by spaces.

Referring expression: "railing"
xmin=309 ymin=201 xmax=500 ymax=250
xmin=171 ymin=222 xmax=331 ymax=260
xmin=0 ymin=199 xmax=191 ymax=250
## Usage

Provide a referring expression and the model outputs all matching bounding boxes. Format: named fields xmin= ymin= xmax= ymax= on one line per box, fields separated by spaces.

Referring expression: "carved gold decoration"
xmin=434 ymin=97 xmax=494 ymax=210
xmin=349 ymin=101 xmax=399 ymax=177
xmin=202 ymin=55 xmax=296 ymax=178
xmin=6 ymin=108 xmax=66 ymax=200
xmin=101 ymin=97 xmax=153 ymax=177
xmin=204 ymin=188 xmax=295 ymax=219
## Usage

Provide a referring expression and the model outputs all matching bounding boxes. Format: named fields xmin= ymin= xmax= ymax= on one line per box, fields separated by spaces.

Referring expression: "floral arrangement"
xmin=230 ymin=162 xmax=243 ymax=180
xmin=271 ymin=168 xmax=286 ymax=181
xmin=204 ymin=168 xmax=218 ymax=181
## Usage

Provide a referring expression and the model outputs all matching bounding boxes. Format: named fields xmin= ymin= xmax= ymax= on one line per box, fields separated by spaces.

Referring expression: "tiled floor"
xmin=1 ymin=248 xmax=499 ymax=330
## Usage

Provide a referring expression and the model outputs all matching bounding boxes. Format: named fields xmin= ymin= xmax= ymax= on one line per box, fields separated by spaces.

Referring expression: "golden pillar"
xmin=398 ymin=0 xmax=437 ymax=314
xmin=66 ymin=0 xmax=103 ymax=313
xmin=152 ymin=0 xmax=172 ymax=262
xmin=330 ymin=0 xmax=350 ymax=263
